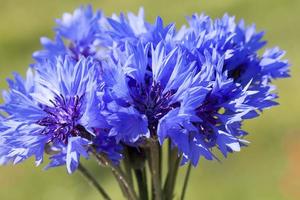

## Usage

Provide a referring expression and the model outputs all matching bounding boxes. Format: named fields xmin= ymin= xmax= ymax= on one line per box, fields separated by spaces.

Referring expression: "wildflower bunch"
xmin=0 ymin=6 xmax=289 ymax=200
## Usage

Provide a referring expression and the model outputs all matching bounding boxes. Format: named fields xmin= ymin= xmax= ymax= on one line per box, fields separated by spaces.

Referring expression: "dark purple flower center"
xmin=194 ymin=94 xmax=228 ymax=145
xmin=37 ymin=95 xmax=85 ymax=144
xmin=195 ymin=102 xmax=220 ymax=139
xmin=130 ymin=82 xmax=179 ymax=133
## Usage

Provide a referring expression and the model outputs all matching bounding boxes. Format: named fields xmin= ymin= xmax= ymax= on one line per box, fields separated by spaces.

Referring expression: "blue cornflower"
xmin=0 ymin=56 xmax=121 ymax=173
xmin=179 ymin=13 xmax=290 ymax=84
xmin=33 ymin=7 xmax=178 ymax=62
xmin=100 ymin=41 xmax=211 ymax=158
xmin=33 ymin=5 xmax=107 ymax=62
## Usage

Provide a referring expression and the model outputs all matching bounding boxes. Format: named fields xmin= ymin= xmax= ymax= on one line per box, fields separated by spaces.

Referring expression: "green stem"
xmin=180 ymin=162 xmax=192 ymax=200
xmin=134 ymin=167 xmax=149 ymax=200
xmin=163 ymin=142 xmax=180 ymax=200
xmin=159 ymin=145 xmax=162 ymax=179
xmin=123 ymin=147 xmax=134 ymax=186
xmin=148 ymin=140 xmax=162 ymax=200
xmin=78 ymin=163 xmax=112 ymax=200
xmin=91 ymin=149 xmax=138 ymax=200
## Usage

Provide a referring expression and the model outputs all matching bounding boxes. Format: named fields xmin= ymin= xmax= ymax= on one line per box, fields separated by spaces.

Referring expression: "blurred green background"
xmin=0 ymin=0 xmax=299 ymax=199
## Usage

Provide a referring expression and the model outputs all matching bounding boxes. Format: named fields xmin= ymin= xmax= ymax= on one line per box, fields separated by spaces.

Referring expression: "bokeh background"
xmin=0 ymin=0 xmax=299 ymax=199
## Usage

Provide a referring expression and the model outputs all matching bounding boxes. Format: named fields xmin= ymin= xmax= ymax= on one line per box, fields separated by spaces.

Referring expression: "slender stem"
xmin=163 ymin=143 xmax=181 ymax=200
xmin=123 ymin=147 xmax=134 ymax=187
xmin=143 ymin=167 xmax=149 ymax=199
xmin=134 ymin=168 xmax=149 ymax=200
xmin=78 ymin=163 xmax=112 ymax=200
xmin=180 ymin=162 xmax=192 ymax=200
xmin=159 ymin=145 xmax=162 ymax=179
xmin=168 ymin=139 xmax=172 ymax=170
xmin=148 ymin=140 xmax=162 ymax=200
xmin=91 ymin=149 xmax=138 ymax=200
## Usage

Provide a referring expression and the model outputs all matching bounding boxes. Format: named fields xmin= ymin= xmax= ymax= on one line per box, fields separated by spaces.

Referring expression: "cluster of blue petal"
xmin=0 ymin=6 xmax=289 ymax=172
xmin=0 ymin=56 xmax=122 ymax=173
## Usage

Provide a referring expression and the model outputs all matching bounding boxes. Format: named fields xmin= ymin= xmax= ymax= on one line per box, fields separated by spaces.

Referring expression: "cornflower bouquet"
xmin=0 ymin=5 xmax=289 ymax=200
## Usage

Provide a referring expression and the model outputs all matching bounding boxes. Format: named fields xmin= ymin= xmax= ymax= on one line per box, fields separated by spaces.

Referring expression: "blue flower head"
xmin=33 ymin=5 xmax=107 ymax=62
xmin=0 ymin=56 xmax=121 ymax=173
xmin=55 ymin=5 xmax=100 ymax=45
xmin=101 ymin=41 xmax=210 ymax=154
xmin=33 ymin=7 xmax=178 ymax=62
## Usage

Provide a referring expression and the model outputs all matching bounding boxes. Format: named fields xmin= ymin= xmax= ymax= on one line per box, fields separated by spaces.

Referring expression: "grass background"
xmin=0 ymin=0 xmax=300 ymax=199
